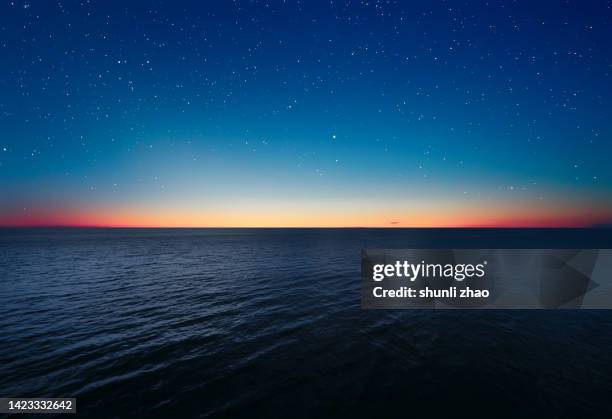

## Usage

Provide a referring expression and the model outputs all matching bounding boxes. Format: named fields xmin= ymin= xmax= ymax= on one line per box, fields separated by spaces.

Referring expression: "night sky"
xmin=1 ymin=0 xmax=611 ymax=227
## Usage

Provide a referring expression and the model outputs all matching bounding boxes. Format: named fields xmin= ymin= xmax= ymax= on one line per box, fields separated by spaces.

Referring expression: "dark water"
xmin=1 ymin=228 xmax=612 ymax=418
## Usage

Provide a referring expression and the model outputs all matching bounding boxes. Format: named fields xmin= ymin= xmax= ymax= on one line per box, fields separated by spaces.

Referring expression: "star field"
xmin=1 ymin=0 xmax=611 ymax=227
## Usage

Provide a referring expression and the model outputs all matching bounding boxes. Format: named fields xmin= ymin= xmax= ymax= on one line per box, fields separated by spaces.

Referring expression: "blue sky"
xmin=1 ymin=0 xmax=611 ymax=226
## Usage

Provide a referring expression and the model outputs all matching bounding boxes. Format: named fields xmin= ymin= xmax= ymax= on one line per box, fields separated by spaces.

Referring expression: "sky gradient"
xmin=1 ymin=0 xmax=611 ymax=227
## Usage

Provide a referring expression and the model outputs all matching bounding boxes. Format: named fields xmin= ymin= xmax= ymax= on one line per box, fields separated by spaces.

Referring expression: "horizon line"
xmin=1 ymin=225 xmax=610 ymax=229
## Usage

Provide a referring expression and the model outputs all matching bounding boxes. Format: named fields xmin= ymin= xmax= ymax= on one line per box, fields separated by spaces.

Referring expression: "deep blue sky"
xmin=1 ymin=0 xmax=611 ymax=226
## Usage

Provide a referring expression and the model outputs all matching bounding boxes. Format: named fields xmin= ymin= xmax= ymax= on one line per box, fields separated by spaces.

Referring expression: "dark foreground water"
xmin=1 ymin=228 xmax=612 ymax=418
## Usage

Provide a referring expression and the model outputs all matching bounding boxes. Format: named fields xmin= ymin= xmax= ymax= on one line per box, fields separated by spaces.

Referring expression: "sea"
xmin=1 ymin=228 xmax=612 ymax=418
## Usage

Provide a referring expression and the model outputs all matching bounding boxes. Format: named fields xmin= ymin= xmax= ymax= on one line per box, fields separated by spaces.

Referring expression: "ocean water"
xmin=1 ymin=228 xmax=612 ymax=418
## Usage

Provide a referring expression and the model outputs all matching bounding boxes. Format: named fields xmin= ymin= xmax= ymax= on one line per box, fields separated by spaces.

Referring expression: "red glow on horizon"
xmin=0 ymin=206 xmax=608 ymax=228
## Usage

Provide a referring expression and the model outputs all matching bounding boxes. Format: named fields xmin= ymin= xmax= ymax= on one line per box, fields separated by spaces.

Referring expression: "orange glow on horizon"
xmin=0 ymin=205 xmax=609 ymax=228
